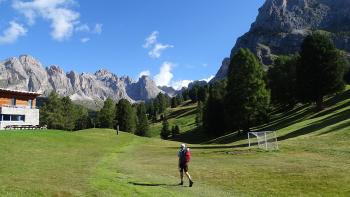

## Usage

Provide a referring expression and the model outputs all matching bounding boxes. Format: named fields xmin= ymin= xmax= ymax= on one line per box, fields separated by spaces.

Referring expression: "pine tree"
xmin=136 ymin=102 xmax=149 ymax=136
xmin=171 ymin=97 xmax=177 ymax=108
xmin=189 ymin=86 xmax=199 ymax=102
xmin=297 ymin=32 xmax=347 ymax=110
xmin=98 ymin=97 xmax=115 ymax=128
xmin=197 ymin=86 xmax=208 ymax=102
xmin=62 ymin=96 xmax=76 ymax=131
xmin=160 ymin=117 xmax=170 ymax=139
xmin=40 ymin=92 xmax=64 ymax=129
xmin=203 ymin=80 xmax=227 ymax=136
xmin=182 ymin=88 xmax=190 ymax=101
xmin=116 ymin=99 xmax=136 ymax=133
xmin=195 ymin=101 xmax=203 ymax=127
xmin=74 ymin=105 xmax=91 ymax=130
xmin=225 ymin=48 xmax=270 ymax=132
xmin=172 ymin=125 xmax=180 ymax=137
xmin=156 ymin=93 xmax=167 ymax=114
xmin=268 ymin=55 xmax=298 ymax=109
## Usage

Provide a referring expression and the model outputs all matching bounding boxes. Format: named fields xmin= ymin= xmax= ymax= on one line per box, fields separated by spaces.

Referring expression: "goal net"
xmin=248 ymin=131 xmax=279 ymax=150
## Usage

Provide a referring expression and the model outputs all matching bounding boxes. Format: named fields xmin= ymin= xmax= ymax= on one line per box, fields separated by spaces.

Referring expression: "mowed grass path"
xmin=0 ymin=127 xmax=349 ymax=196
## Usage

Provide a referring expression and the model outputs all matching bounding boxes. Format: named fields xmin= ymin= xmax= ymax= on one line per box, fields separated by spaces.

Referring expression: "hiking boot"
xmin=189 ymin=180 xmax=193 ymax=187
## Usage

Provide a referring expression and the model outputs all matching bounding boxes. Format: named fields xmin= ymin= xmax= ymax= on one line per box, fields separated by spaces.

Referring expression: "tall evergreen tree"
xmin=182 ymin=88 xmax=190 ymax=101
xmin=225 ymin=48 xmax=270 ymax=132
xmin=62 ymin=96 xmax=76 ymax=131
xmin=268 ymin=55 xmax=298 ymax=108
xmin=297 ymin=32 xmax=347 ymax=110
xmin=203 ymin=80 xmax=227 ymax=136
xmin=171 ymin=97 xmax=178 ymax=108
xmin=40 ymin=92 xmax=64 ymax=129
xmin=136 ymin=102 xmax=149 ymax=136
xmin=74 ymin=105 xmax=91 ymax=130
xmin=175 ymin=94 xmax=184 ymax=105
xmin=197 ymin=86 xmax=208 ymax=102
xmin=116 ymin=99 xmax=136 ymax=133
xmin=98 ymin=97 xmax=115 ymax=128
xmin=189 ymin=86 xmax=199 ymax=102
xmin=195 ymin=101 xmax=204 ymax=127
xmin=160 ymin=117 xmax=170 ymax=139
xmin=155 ymin=93 xmax=168 ymax=114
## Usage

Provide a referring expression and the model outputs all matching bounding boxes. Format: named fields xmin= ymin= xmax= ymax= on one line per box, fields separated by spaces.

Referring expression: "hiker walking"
xmin=178 ymin=143 xmax=194 ymax=187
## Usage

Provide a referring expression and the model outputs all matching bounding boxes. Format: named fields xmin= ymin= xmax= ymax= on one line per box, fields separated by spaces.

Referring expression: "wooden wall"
xmin=0 ymin=92 xmax=37 ymax=108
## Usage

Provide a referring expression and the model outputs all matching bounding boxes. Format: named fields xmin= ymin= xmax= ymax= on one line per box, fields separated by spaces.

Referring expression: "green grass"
xmin=148 ymin=101 xmax=198 ymax=137
xmin=0 ymin=88 xmax=350 ymax=196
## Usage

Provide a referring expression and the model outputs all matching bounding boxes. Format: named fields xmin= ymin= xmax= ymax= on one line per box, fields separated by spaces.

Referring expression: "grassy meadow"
xmin=0 ymin=87 xmax=350 ymax=196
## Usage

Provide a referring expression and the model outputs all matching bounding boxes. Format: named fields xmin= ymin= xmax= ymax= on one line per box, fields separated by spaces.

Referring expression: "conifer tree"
xmin=98 ymin=97 xmax=115 ymax=128
xmin=40 ymin=92 xmax=64 ymax=129
xmin=203 ymin=80 xmax=227 ymax=136
xmin=136 ymin=102 xmax=149 ymax=136
xmin=116 ymin=99 xmax=136 ymax=133
xmin=160 ymin=117 xmax=170 ymax=139
xmin=268 ymin=55 xmax=298 ymax=108
xmin=225 ymin=48 xmax=270 ymax=132
xmin=297 ymin=32 xmax=347 ymax=110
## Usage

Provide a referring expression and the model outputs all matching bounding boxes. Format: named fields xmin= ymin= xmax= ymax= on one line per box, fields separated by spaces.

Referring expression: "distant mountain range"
xmin=3 ymin=0 xmax=349 ymax=108
xmin=0 ymin=55 xmax=177 ymax=108
xmin=213 ymin=0 xmax=350 ymax=81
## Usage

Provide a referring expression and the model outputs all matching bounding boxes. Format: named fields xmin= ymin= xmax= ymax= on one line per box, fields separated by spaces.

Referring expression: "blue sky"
xmin=0 ymin=0 xmax=264 ymax=89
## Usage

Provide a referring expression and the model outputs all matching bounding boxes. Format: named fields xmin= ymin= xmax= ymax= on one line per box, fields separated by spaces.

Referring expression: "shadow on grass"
xmin=257 ymin=89 xmax=350 ymax=135
xmin=171 ymin=127 xmax=212 ymax=144
xmin=128 ymin=182 xmax=179 ymax=187
xmin=278 ymin=108 xmax=350 ymax=141
xmin=318 ymin=119 xmax=350 ymax=135
xmin=310 ymin=99 xmax=350 ymax=119
xmin=256 ymin=106 xmax=312 ymax=132
xmin=168 ymin=89 xmax=350 ymax=146
xmin=167 ymin=107 xmax=195 ymax=119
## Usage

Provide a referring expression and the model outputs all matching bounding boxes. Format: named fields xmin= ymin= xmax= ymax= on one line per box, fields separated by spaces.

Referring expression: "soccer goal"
xmin=248 ymin=131 xmax=279 ymax=150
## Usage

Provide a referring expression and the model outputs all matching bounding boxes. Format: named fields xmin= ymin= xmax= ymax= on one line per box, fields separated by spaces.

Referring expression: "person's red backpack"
xmin=185 ymin=148 xmax=191 ymax=162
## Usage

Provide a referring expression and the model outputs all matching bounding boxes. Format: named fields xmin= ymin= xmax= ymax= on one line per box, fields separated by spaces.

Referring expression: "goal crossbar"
xmin=248 ymin=131 xmax=278 ymax=150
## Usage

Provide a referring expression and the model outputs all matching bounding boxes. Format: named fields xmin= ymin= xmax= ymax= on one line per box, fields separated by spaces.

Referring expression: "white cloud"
xmin=171 ymin=80 xmax=193 ymax=90
xmin=13 ymin=0 xmax=80 ymax=41
xmin=202 ymin=75 xmax=214 ymax=82
xmin=148 ymin=43 xmax=174 ymax=59
xmin=75 ymin=24 xmax=90 ymax=32
xmin=154 ymin=62 xmax=174 ymax=86
xmin=139 ymin=70 xmax=151 ymax=78
xmin=143 ymin=31 xmax=173 ymax=58
xmin=93 ymin=23 xmax=102 ymax=34
xmin=0 ymin=21 xmax=27 ymax=44
xmin=80 ymin=37 xmax=90 ymax=43
xmin=143 ymin=31 xmax=158 ymax=48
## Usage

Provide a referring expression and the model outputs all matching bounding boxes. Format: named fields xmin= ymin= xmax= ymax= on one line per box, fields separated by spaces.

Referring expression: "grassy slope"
xmin=0 ymin=87 xmax=349 ymax=196
xmin=148 ymin=101 xmax=198 ymax=137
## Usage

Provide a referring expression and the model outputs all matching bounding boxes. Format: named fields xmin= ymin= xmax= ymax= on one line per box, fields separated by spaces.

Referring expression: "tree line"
xmin=40 ymin=32 xmax=349 ymax=139
xmin=197 ymin=32 xmax=349 ymax=136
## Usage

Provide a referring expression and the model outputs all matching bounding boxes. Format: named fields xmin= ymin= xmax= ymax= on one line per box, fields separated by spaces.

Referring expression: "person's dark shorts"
xmin=179 ymin=163 xmax=188 ymax=172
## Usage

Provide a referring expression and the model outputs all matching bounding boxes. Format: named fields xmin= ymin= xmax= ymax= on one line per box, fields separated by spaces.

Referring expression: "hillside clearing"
xmin=0 ymin=88 xmax=349 ymax=196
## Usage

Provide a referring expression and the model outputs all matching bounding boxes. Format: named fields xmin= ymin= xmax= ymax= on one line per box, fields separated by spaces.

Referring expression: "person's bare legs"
xmin=185 ymin=172 xmax=192 ymax=181
xmin=179 ymin=170 xmax=184 ymax=185
xmin=185 ymin=171 xmax=193 ymax=187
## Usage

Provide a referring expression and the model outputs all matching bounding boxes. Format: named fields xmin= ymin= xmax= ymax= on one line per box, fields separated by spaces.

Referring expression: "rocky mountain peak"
xmin=0 ymin=55 xmax=166 ymax=109
xmin=213 ymin=0 xmax=350 ymax=81
xmin=47 ymin=65 xmax=64 ymax=75
xmin=94 ymin=69 xmax=114 ymax=78
xmin=19 ymin=54 xmax=41 ymax=66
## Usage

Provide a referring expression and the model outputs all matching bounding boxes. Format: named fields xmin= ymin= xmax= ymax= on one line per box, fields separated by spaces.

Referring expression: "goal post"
xmin=248 ymin=131 xmax=278 ymax=150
